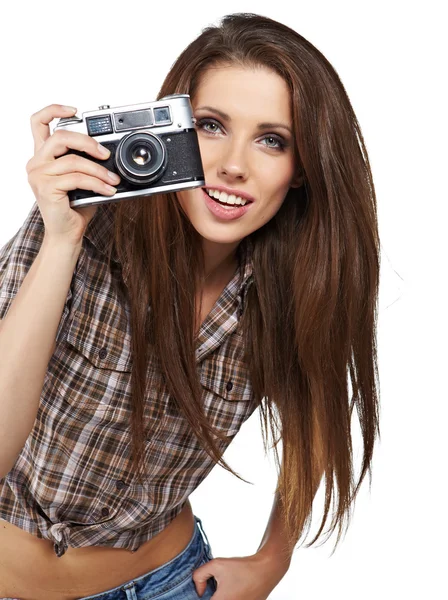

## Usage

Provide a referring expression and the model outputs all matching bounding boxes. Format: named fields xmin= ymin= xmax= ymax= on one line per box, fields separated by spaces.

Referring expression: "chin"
xmin=196 ymin=227 xmax=244 ymax=246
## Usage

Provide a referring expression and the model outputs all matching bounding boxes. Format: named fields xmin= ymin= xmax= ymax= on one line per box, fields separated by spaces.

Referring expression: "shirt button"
xmin=116 ymin=480 xmax=127 ymax=490
xmin=101 ymin=507 xmax=110 ymax=517
xmin=99 ymin=347 xmax=108 ymax=360
xmin=226 ymin=381 xmax=233 ymax=392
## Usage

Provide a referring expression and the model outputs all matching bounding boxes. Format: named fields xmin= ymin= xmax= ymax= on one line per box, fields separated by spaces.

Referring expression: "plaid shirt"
xmin=0 ymin=201 xmax=256 ymax=557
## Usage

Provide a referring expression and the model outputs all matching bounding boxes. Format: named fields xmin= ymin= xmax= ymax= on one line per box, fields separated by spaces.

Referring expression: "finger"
xmin=35 ymin=172 xmax=117 ymax=198
xmin=33 ymin=153 xmax=120 ymax=186
xmin=30 ymin=104 xmax=77 ymax=155
xmin=33 ymin=129 xmax=111 ymax=165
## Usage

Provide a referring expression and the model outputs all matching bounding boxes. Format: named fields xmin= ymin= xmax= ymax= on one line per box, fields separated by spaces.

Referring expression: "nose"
xmin=218 ymin=139 xmax=248 ymax=181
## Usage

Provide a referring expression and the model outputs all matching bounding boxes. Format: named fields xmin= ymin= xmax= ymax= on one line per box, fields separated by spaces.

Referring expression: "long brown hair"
xmin=106 ymin=12 xmax=380 ymax=553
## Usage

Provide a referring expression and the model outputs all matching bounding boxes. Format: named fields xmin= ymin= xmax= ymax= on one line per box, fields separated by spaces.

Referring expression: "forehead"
xmin=193 ymin=65 xmax=292 ymax=122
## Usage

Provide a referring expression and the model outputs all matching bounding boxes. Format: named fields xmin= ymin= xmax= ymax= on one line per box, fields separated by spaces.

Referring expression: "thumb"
xmin=192 ymin=561 xmax=215 ymax=597
xmin=74 ymin=203 xmax=99 ymax=227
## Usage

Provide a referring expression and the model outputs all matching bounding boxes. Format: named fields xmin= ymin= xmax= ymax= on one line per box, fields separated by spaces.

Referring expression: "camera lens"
xmin=116 ymin=131 xmax=167 ymax=184
xmin=131 ymin=146 xmax=151 ymax=166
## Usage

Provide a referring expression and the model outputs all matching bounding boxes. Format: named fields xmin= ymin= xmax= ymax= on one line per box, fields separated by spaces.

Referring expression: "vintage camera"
xmin=53 ymin=94 xmax=205 ymax=208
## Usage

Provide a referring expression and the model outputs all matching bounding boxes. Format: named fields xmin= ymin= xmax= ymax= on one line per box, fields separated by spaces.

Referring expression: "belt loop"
xmin=195 ymin=515 xmax=212 ymax=552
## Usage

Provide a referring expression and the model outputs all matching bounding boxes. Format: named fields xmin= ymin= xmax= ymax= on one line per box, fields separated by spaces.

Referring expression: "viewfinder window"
xmin=154 ymin=106 xmax=171 ymax=125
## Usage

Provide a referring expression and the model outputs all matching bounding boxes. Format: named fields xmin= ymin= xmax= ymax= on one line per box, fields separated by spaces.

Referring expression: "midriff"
xmin=0 ymin=499 xmax=195 ymax=600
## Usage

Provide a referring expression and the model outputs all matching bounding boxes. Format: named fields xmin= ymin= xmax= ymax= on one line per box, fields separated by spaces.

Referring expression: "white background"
xmin=0 ymin=1 xmax=446 ymax=598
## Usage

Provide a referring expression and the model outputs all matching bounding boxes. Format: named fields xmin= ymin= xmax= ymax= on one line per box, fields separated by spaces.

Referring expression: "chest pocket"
xmin=199 ymin=352 xmax=256 ymax=438
xmin=49 ymin=308 xmax=134 ymax=427
xmin=66 ymin=309 xmax=132 ymax=371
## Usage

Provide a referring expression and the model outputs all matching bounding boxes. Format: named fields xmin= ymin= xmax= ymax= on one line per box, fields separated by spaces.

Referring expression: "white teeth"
xmin=206 ymin=189 xmax=248 ymax=206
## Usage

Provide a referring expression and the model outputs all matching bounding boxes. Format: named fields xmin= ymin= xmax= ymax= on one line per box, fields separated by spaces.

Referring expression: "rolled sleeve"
xmin=0 ymin=202 xmax=47 ymax=319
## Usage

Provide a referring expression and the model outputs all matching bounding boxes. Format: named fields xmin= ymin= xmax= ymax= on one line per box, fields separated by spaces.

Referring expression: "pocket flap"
xmin=200 ymin=355 xmax=255 ymax=437
xmin=66 ymin=309 xmax=132 ymax=372
xmin=200 ymin=355 xmax=253 ymax=402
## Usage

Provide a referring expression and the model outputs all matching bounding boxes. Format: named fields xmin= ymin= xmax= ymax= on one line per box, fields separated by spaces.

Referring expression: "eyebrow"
xmin=195 ymin=105 xmax=293 ymax=135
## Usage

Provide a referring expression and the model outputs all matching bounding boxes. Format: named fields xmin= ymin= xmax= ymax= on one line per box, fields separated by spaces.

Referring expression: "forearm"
xmin=255 ymin=469 xmax=325 ymax=575
xmin=255 ymin=490 xmax=294 ymax=576
xmin=257 ymin=404 xmax=326 ymax=569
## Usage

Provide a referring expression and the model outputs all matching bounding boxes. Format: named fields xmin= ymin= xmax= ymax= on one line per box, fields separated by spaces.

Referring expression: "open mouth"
xmin=201 ymin=188 xmax=253 ymax=220
xmin=202 ymin=187 xmax=253 ymax=207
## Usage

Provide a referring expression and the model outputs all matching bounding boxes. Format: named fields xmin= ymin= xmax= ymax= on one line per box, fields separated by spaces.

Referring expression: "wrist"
xmin=252 ymin=548 xmax=291 ymax=581
xmin=43 ymin=233 xmax=83 ymax=257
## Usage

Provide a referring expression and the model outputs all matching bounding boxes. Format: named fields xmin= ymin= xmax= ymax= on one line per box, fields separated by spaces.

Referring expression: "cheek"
xmin=260 ymin=198 xmax=286 ymax=222
xmin=262 ymin=160 xmax=296 ymax=191
xmin=198 ymin=140 xmax=220 ymax=170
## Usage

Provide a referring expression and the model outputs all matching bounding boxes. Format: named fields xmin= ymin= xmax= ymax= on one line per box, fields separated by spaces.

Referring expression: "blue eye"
xmin=195 ymin=118 xmax=287 ymax=152
xmin=260 ymin=136 xmax=286 ymax=150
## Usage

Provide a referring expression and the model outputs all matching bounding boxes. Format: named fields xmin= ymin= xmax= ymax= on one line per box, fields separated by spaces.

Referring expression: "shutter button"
xmin=99 ymin=348 xmax=108 ymax=359
xmin=226 ymin=381 xmax=233 ymax=392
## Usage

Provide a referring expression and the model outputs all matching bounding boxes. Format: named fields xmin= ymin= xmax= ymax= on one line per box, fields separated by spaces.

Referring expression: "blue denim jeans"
xmin=78 ymin=516 xmax=217 ymax=600
xmin=0 ymin=515 xmax=217 ymax=600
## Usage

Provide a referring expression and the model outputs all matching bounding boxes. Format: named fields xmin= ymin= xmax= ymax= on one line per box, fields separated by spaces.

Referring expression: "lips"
xmin=202 ymin=186 xmax=255 ymax=204
xmin=201 ymin=188 xmax=253 ymax=221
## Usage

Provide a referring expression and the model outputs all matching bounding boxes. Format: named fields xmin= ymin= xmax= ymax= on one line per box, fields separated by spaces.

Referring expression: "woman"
xmin=0 ymin=12 xmax=380 ymax=600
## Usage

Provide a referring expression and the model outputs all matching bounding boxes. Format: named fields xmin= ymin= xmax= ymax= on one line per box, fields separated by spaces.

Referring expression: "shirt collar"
xmin=236 ymin=236 xmax=254 ymax=314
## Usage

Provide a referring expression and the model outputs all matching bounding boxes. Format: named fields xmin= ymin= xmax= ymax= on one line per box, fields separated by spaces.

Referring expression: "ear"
xmin=290 ymin=172 xmax=304 ymax=189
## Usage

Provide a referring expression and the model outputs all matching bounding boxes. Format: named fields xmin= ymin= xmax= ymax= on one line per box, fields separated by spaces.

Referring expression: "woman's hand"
xmin=25 ymin=104 xmax=121 ymax=247
xmin=192 ymin=552 xmax=289 ymax=599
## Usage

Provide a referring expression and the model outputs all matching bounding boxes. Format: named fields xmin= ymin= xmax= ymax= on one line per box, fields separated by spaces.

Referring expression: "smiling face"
xmin=176 ymin=64 xmax=302 ymax=266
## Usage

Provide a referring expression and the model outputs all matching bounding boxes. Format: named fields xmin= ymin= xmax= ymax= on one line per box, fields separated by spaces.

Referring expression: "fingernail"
xmin=98 ymin=144 xmax=110 ymax=157
xmin=108 ymin=171 xmax=120 ymax=183
xmin=62 ymin=105 xmax=77 ymax=112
